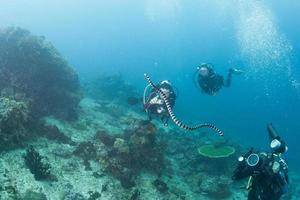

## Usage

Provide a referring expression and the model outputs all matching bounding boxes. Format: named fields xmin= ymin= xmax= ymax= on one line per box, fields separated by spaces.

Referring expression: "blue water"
xmin=1 ymin=0 xmax=299 ymax=169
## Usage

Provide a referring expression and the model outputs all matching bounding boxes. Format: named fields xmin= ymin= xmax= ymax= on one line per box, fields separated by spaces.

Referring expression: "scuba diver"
xmin=143 ymin=80 xmax=176 ymax=126
xmin=143 ymin=74 xmax=224 ymax=136
xmin=232 ymin=124 xmax=289 ymax=200
xmin=194 ymin=63 xmax=243 ymax=96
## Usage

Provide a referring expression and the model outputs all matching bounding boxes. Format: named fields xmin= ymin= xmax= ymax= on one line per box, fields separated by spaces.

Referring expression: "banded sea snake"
xmin=144 ymin=73 xmax=224 ymax=137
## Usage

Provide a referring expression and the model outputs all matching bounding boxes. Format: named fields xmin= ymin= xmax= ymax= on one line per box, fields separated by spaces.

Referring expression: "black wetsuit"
xmin=198 ymin=68 xmax=232 ymax=95
xmin=145 ymin=82 xmax=176 ymax=125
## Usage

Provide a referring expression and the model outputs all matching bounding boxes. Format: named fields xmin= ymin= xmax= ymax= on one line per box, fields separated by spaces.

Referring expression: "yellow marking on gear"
xmin=247 ymin=176 xmax=253 ymax=190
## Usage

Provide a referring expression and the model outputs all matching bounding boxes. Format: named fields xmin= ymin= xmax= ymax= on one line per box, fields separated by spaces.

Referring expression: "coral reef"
xmin=0 ymin=27 xmax=81 ymax=120
xmin=62 ymin=192 xmax=86 ymax=200
xmin=198 ymin=174 xmax=232 ymax=199
xmin=87 ymin=191 xmax=101 ymax=200
xmin=113 ymin=138 xmax=130 ymax=154
xmin=39 ymin=124 xmax=75 ymax=145
xmin=84 ymin=73 xmax=137 ymax=103
xmin=98 ymin=120 xmax=165 ymax=189
xmin=23 ymin=190 xmax=47 ymax=200
xmin=23 ymin=146 xmax=54 ymax=181
xmin=0 ymin=97 xmax=29 ymax=149
xmin=197 ymin=144 xmax=236 ymax=176
xmin=73 ymin=141 xmax=97 ymax=170
xmin=0 ymin=26 xmax=82 ymax=150
xmin=0 ymin=160 xmax=20 ymax=200
xmin=126 ymin=120 xmax=165 ymax=173
xmin=94 ymin=102 xmax=128 ymax=119
xmin=127 ymin=96 xmax=141 ymax=106
xmin=95 ymin=130 xmax=116 ymax=147
xmin=1 ymin=96 xmax=299 ymax=199
xmin=153 ymin=179 xmax=169 ymax=193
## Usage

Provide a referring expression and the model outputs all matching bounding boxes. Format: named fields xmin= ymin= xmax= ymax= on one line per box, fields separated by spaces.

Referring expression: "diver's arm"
xmin=223 ymin=72 xmax=232 ymax=87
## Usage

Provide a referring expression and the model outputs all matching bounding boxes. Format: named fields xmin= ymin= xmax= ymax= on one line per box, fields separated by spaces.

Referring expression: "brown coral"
xmin=98 ymin=120 xmax=165 ymax=189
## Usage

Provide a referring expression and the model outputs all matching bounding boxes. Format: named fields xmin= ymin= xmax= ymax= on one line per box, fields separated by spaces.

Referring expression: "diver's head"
xmin=159 ymin=80 xmax=172 ymax=97
xmin=160 ymin=80 xmax=171 ymax=86
xmin=160 ymin=88 xmax=170 ymax=98
xmin=198 ymin=66 xmax=209 ymax=76
xmin=197 ymin=63 xmax=212 ymax=77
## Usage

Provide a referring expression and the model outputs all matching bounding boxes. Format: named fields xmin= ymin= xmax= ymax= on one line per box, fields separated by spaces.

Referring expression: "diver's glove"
xmin=229 ymin=68 xmax=243 ymax=75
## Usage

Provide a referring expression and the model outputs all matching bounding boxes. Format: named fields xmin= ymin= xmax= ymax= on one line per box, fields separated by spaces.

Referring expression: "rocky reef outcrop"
xmin=84 ymin=73 xmax=137 ymax=104
xmin=0 ymin=97 xmax=29 ymax=149
xmin=0 ymin=27 xmax=81 ymax=120
xmin=0 ymin=27 xmax=82 ymax=149
xmin=23 ymin=146 xmax=55 ymax=181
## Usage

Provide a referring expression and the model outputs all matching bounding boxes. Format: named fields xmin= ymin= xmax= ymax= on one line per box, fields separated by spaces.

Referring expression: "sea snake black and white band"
xmin=144 ymin=73 xmax=224 ymax=137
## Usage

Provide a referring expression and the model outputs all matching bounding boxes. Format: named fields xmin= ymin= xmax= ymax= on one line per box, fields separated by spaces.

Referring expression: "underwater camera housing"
xmin=232 ymin=124 xmax=288 ymax=181
xmin=232 ymin=148 xmax=268 ymax=180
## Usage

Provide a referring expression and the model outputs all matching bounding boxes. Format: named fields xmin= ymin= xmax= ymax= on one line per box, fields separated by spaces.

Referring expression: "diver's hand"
xmin=229 ymin=68 xmax=244 ymax=75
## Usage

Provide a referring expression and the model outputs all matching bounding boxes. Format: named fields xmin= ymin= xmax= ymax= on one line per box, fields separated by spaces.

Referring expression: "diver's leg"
xmin=247 ymin=191 xmax=258 ymax=200
xmin=247 ymin=187 xmax=261 ymax=200
xmin=148 ymin=113 xmax=153 ymax=121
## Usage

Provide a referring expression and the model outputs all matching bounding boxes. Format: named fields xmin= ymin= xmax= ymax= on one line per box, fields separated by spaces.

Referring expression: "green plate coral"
xmin=198 ymin=145 xmax=235 ymax=158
